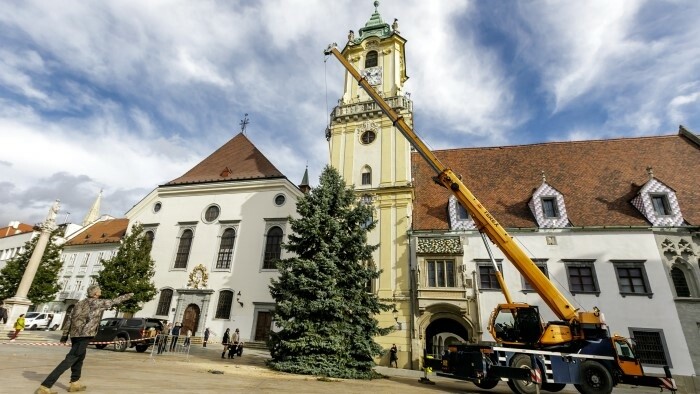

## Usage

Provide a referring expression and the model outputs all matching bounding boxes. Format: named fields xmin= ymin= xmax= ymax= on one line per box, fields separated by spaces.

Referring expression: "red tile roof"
xmin=0 ymin=223 xmax=35 ymax=238
xmin=165 ymin=133 xmax=284 ymax=186
xmin=65 ymin=219 xmax=129 ymax=246
xmin=412 ymin=132 xmax=700 ymax=230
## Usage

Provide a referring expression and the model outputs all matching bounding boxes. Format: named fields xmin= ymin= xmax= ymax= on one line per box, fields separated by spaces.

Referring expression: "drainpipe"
xmin=408 ymin=229 xmax=416 ymax=370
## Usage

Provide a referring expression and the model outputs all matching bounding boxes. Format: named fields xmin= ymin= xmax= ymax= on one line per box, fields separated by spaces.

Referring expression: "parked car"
xmin=24 ymin=312 xmax=65 ymax=331
xmin=93 ymin=317 xmax=164 ymax=352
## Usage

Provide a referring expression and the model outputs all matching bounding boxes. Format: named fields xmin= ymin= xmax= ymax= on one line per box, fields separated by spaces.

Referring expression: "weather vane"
xmin=240 ymin=113 xmax=250 ymax=134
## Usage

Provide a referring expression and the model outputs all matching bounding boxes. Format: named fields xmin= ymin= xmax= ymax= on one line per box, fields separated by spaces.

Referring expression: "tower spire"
xmin=82 ymin=189 xmax=102 ymax=226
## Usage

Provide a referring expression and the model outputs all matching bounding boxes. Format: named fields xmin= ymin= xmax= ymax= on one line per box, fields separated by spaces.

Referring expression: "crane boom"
xmin=325 ymin=44 xmax=578 ymax=323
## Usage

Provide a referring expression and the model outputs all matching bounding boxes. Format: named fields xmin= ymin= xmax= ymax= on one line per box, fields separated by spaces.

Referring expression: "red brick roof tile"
xmin=412 ymin=132 xmax=700 ymax=230
xmin=65 ymin=219 xmax=129 ymax=246
xmin=165 ymin=133 xmax=284 ymax=186
xmin=0 ymin=223 xmax=35 ymax=238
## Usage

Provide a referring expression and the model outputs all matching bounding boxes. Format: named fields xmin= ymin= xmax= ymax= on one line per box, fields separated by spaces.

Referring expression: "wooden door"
xmin=254 ymin=311 xmax=272 ymax=341
xmin=182 ymin=304 xmax=200 ymax=335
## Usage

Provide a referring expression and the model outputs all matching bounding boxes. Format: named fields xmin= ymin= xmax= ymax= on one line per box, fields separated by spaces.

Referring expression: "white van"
xmin=24 ymin=312 xmax=65 ymax=330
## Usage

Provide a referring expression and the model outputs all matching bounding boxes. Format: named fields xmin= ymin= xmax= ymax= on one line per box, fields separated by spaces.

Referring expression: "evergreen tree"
xmin=95 ymin=224 xmax=157 ymax=314
xmin=268 ymin=166 xmax=392 ymax=379
xmin=0 ymin=229 xmax=64 ymax=304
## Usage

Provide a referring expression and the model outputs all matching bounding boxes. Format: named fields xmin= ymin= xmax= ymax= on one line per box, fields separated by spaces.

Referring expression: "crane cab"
xmin=488 ymin=304 xmax=574 ymax=347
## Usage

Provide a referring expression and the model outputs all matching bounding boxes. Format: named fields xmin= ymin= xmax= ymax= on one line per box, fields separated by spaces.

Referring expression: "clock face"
xmin=361 ymin=66 xmax=382 ymax=85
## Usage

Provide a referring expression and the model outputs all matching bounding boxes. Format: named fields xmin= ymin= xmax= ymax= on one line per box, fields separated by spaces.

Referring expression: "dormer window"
xmin=529 ymin=182 xmax=570 ymax=228
xmin=631 ymin=178 xmax=684 ymax=226
xmin=651 ymin=194 xmax=671 ymax=216
xmin=541 ymin=197 xmax=559 ymax=218
xmin=365 ymin=51 xmax=378 ymax=68
xmin=448 ymin=196 xmax=475 ymax=230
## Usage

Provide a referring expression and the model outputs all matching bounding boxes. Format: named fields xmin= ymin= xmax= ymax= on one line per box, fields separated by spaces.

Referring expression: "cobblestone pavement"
xmin=0 ymin=331 xmax=665 ymax=393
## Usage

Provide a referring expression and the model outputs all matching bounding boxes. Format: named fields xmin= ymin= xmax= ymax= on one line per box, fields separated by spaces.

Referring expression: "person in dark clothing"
xmin=221 ymin=328 xmax=230 ymax=359
xmin=169 ymin=323 xmax=181 ymax=351
xmin=0 ymin=303 xmax=8 ymax=324
xmin=390 ymin=344 xmax=398 ymax=368
xmin=203 ymin=328 xmax=210 ymax=348
xmin=35 ymin=285 xmax=132 ymax=394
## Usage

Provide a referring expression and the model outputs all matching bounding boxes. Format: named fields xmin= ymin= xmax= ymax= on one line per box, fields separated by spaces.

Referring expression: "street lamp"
xmin=392 ymin=305 xmax=402 ymax=330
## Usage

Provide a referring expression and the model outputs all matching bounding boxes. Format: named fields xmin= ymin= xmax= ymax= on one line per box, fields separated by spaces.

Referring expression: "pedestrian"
xmin=183 ymin=328 xmax=192 ymax=347
xmin=157 ymin=324 xmax=168 ymax=355
xmin=34 ymin=285 xmax=132 ymax=394
xmin=229 ymin=328 xmax=241 ymax=359
xmin=221 ymin=328 xmax=230 ymax=359
xmin=169 ymin=322 xmax=181 ymax=351
xmin=203 ymin=327 xmax=210 ymax=348
xmin=0 ymin=303 xmax=8 ymax=324
xmin=45 ymin=313 xmax=54 ymax=331
xmin=390 ymin=344 xmax=398 ymax=368
xmin=9 ymin=313 xmax=25 ymax=341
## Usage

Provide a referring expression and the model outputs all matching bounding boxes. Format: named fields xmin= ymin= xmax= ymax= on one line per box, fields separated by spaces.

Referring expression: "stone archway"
xmin=181 ymin=304 xmax=200 ymax=336
xmin=417 ymin=303 xmax=476 ymax=358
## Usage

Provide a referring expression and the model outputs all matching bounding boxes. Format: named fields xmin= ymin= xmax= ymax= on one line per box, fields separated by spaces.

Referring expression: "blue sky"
xmin=1 ymin=0 xmax=698 ymax=226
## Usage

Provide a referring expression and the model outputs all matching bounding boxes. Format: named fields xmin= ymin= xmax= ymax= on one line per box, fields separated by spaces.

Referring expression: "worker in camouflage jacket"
xmin=35 ymin=285 xmax=132 ymax=394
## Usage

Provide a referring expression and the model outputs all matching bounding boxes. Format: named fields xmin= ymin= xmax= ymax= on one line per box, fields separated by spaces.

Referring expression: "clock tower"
xmin=327 ymin=1 xmax=414 ymax=366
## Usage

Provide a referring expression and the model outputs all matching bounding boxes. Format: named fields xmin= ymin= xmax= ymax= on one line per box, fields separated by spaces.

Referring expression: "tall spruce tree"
xmin=95 ymin=224 xmax=157 ymax=314
xmin=268 ymin=166 xmax=392 ymax=379
xmin=0 ymin=229 xmax=64 ymax=304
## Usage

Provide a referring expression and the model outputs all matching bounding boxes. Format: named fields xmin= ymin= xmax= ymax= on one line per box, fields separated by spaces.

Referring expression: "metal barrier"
xmin=149 ymin=334 xmax=192 ymax=361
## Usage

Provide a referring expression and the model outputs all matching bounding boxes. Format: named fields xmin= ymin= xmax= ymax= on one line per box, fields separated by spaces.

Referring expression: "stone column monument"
xmin=3 ymin=200 xmax=60 ymax=327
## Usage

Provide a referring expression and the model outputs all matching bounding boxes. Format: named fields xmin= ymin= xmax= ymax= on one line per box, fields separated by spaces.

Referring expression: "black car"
xmin=94 ymin=317 xmax=164 ymax=352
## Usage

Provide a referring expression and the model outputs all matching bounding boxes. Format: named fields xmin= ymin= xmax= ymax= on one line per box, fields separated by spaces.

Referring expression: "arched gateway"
xmin=418 ymin=303 xmax=476 ymax=359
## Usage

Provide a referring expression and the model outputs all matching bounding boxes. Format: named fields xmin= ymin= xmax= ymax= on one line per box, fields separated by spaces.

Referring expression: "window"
xmin=670 ymin=267 xmax=690 ymax=297
xmin=153 ymin=202 xmax=162 ymax=213
xmin=477 ymin=262 xmax=503 ymax=290
xmin=522 ymin=262 xmax=549 ymax=292
xmin=81 ymin=253 xmax=90 ymax=266
xmin=564 ymin=261 xmax=599 ymax=294
xmin=612 ymin=260 xmax=652 ymax=297
xmin=630 ymin=329 xmax=672 ymax=367
xmin=216 ymin=228 xmax=236 ymax=270
xmin=205 ymin=205 xmax=220 ymax=222
xmin=68 ymin=254 xmax=76 ymax=266
xmin=361 ymin=166 xmax=372 ymax=185
xmin=174 ymin=229 xmax=193 ymax=269
xmin=457 ymin=204 xmax=469 ymax=220
xmin=215 ymin=290 xmax=234 ymax=319
xmin=651 ymin=195 xmax=671 ymax=216
xmin=365 ymin=50 xmax=378 ymax=68
xmin=426 ymin=259 xmax=456 ymax=287
xmin=263 ymin=226 xmax=283 ymax=269
xmin=360 ymin=130 xmax=376 ymax=144
xmin=274 ymin=194 xmax=286 ymax=206
xmin=541 ymin=197 xmax=559 ymax=218
xmin=156 ymin=289 xmax=173 ymax=316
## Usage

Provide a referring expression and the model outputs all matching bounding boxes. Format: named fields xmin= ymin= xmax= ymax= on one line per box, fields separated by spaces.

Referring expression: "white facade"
xmin=128 ymin=179 xmax=303 ymax=341
xmin=0 ymin=223 xmax=36 ymax=271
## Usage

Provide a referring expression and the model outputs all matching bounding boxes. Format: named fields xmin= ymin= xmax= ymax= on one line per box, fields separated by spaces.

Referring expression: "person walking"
xmin=0 ymin=303 xmax=8 ymax=324
xmin=183 ymin=328 xmax=192 ymax=347
xmin=389 ymin=344 xmax=398 ymax=368
xmin=34 ymin=285 xmax=132 ymax=394
xmin=203 ymin=327 xmax=210 ymax=348
xmin=45 ymin=313 xmax=54 ymax=331
xmin=229 ymin=328 xmax=241 ymax=359
xmin=9 ymin=313 xmax=25 ymax=341
xmin=221 ymin=328 xmax=230 ymax=359
xmin=169 ymin=323 xmax=181 ymax=351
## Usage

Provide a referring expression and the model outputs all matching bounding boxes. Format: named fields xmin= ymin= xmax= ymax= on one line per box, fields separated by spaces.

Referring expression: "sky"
xmin=1 ymin=0 xmax=699 ymax=227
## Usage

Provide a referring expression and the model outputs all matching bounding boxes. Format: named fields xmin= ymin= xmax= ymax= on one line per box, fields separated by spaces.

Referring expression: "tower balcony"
xmin=331 ymin=95 xmax=413 ymax=121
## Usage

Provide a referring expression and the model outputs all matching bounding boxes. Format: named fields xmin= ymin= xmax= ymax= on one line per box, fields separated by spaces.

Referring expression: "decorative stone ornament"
xmin=187 ymin=264 xmax=209 ymax=289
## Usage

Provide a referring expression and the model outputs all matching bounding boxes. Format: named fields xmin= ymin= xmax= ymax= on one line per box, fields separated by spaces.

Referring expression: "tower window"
xmin=361 ymin=166 xmax=372 ymax=185
xmin=365 ymin=51 xmax=378 ymax=68
xmin=360 ymin=130 xmax=376 ymax=144
xmin=651 ymin=194 xmax=671 ymax=216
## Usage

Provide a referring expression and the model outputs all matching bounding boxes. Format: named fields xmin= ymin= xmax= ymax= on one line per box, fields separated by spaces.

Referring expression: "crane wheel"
xmin=508 ymin=354 xmax=541 ymax=394
xmin=574 ymin=360 xmax=613 ymax=394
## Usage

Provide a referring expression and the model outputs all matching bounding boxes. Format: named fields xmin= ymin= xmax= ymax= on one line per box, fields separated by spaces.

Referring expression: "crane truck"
xmin=324 ymin=43 xmax=677 ymax=394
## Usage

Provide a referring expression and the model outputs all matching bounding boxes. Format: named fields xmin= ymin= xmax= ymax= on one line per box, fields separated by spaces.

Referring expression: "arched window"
xmin=215 ymin=290 xmax=233 ymax=319
xmin=144 ymin=230 xmax=155 ymax=251
xmin=365 ymin=50 xmax=378 ymax=68
xmin=361 ymin=166 xmax=372 ymax=185
xmin=156 ymin=289 xmax=173 ymax=316
xmin=174 ymin=229 xmax=193 ymax=269
xmin=263 ymin=226 xmax=283 ymax=269
xmin=216 ymin=228 xmax=236 ymax=269
xmin=671 ymin=267 xmax=690 ymax=297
